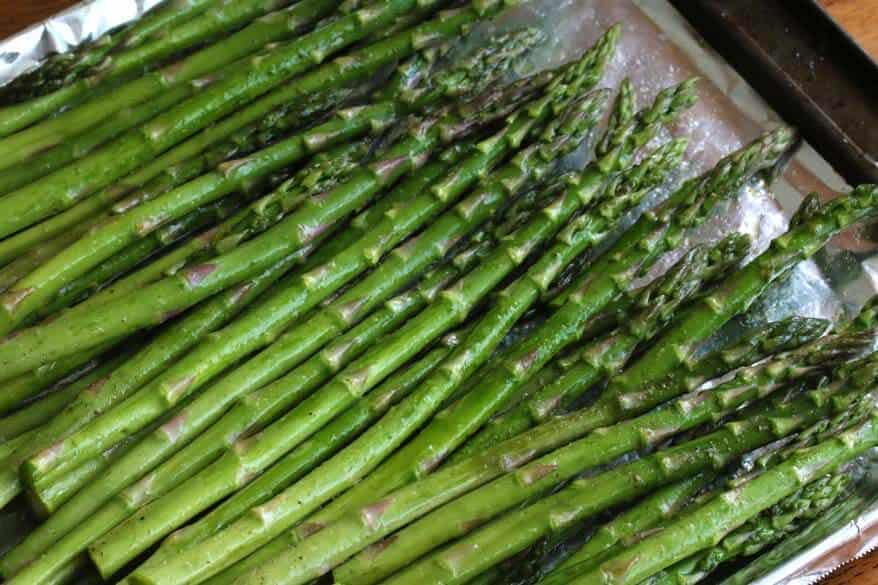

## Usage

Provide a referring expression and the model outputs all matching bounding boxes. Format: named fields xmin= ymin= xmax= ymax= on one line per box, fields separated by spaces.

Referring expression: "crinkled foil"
xmin=1 ymin=1 xmax=876 ymax=583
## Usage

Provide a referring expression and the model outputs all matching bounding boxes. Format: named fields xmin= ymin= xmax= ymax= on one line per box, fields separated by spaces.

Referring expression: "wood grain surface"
xmin=1 ymin=1 xmax=877 ymax=584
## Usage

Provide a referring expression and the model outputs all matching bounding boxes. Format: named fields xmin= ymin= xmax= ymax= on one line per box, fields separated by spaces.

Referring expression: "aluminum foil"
xmin=0 ymin=0 xmax=876 ymax=583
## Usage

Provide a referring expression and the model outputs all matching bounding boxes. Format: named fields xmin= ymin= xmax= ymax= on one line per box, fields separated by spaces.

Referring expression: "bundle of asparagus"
xmin=0 ymin=2 xmax=876 ymax=585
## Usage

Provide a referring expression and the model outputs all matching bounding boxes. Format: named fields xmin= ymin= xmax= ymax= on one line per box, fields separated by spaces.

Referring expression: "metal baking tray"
xmin=0 ymin=1 xmax=877 ymax=584
xmin=669 ymin=0 xmax=878 ymax=186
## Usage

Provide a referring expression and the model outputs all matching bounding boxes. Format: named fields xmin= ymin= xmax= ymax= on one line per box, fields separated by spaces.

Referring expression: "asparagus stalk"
xmin=326 ymin=304 xmax=867 ymax=585
xmin=0 ymin=428 xmax=40 ymax=469
xmin=22 ymin=75 xmax=563 ymax=503
xmin=542 ymin=397 xmax=870 ymax=585
xmin=473 ymin=475 xmax=715 ymax=585
xmin=137 ymin=124 xmax=594 ymax=576
xmin=10 ymin=159 xmax=506 ymax=576
xmin=567 ymin=415 xmax=876 ymax=585
xmin=93 ymin=103 xmax=609 ymax=580
xmin=0 ymin=0 xmax=332 ymax=155
xmin=600 ymin=184 xmax=878 ymax=408
xmin=117 ymin=116 xmax=623 ymax=585
xmin=0 ymin=3 xmax=510 ymax=266
xmin=449 ymin=231 xmax=748 ymax=462
xmin=79 ymin=138 xmax=376 ymax=315
xmin=0 ymin=0 xmax=471 ymax=237
xmin=86 ymin=66 xmax=612 ymax=579
xmin=29 ymin=196 xmax=248 ymax=324
xmin=2 ymin=228 xmax=489 ymax=583
xmin=0 ymin=254 xmax=303 ymax=514
xmin=362 ymin=368 xmax=873 ymax=585
xmin=8 ymin=69 xmax=589 ymax=572
xmin=0 ymin=101 xmax=394 ymax=333
xmin=29 ymin=418 xmax=168 ymax=518
xmin=0 ymin=353 xmax=131 ymax=510
xmin=220 ymin=328 xmax=861 ymax=585
xmin=0 ymin=0 xmax=220 ymax=105
xmin=0 ymin=83 xmax=354 ymax=268
xmin=309 ymin=115 xmax=789 ymax=540
xmin=0 ymin=85 xmax=197 ymax=197
xmin=610 ymin=317 xmax=830 ymax=418
xmin=0 ymin=24 xmax=538 ymax=272
xmin=717 ymin=494 xmax=867 ymax=585
xmin=538 ymin=475 xmax=715 ymax=585
xmin=0 ymin=224 xmax=96 ymax=294
xmin=0 ymin=21 xmax=546 ymax=330
xmin=0 ymin=341 xmax=113 ymax=416
xmin=143 ymin=325 xmax=479 ymax=570
xmin=0 ymin=54 xmax=538 ymax=376
xmin=638 ymin=473 xmax=851 ymax=585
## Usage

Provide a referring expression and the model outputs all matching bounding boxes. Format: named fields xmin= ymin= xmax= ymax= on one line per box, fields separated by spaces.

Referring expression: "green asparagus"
xmin=301 ymin=124 xmax=787 ymax=541
xmin=0 ymin=0 xmax=220 ymax=105
xmin=0 ymin=0 xmax=478 ymax=236
xmin=326 ymin=321 xmax=867 ymax=585
xmin=362 ymin=367 xmax=873 ymax=585
xmin=638 ymin=474 xmax=851 ymax=585
xmin=0 ymin=33 xmax=542 ymax=372
xmin=0 ymin=0 xmax=333 ymax=154
xmin=566 ymin=413 xmax=877 ymax=585
xmin=22 ymin=71 xmax=568 ymax=498
xmin=449 ymin=231 xmax=748 ymax=462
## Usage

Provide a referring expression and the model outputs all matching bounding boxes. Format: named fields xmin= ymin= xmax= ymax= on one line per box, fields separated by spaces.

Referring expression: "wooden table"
xmin=1 ymin=0 xmax=877 ymax=584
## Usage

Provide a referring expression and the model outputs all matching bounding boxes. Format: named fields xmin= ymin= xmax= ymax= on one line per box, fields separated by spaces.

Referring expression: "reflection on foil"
xmin=0 ymin=0 xmax=876 ymax=583
xmin=0 ymin=0 xmax=163 ymax=84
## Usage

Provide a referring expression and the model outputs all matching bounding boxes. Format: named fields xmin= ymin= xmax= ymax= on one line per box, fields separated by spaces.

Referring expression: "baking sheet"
xmin=1 ymin=0 xmax=876 ymax=583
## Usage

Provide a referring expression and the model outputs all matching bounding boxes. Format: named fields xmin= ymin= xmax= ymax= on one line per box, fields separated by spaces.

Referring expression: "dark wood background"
xmin=1 ymin=1 xmax=877 ymax=584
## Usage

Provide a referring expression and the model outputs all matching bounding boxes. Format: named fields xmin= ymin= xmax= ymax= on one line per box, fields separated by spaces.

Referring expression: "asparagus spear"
xmin=599 ymin=185 xmax=878 ymax=410
xmin=0 ymin=254 xmax=303 ymax=513
xmin=637 ymin=473 xmax=851 ymax=585
xmin=0 ymin=22 xmax=548 ymax=331
xmin=359 ymin=364 xmax=874 ymax=585
xmin=218 ymin=327 xmax=860 ymax=585
xmin=717 ymin=494 xmax=868 ymax=585
xmin=85 ymin=74 xmax=611 ymax=583
xmin=0 ymin=0 xmax=480 ymax=237
xmin=136 ymin=129 xmax=592 ymax=577
xmin=0 ymin=85 xmax=197 ymax=197
xmin=0 ymin=25 xmax=539 ymax=274
xmin=29 ymin=417 xmax=172 ymax=518
xmin=471 ymin=475 xmax=715 ymax=585
xmin=0 ymin=342 xmax=114 ymax=416
xmin=22 ymin=76 xmax=571 ymax=504
xmin=567 ymin=414 xmax=876 ymax=585
xmin=306 ymin=124 xmax=784 ymax=537
xmin=449 ymin=231 xmax=748 ymax=462
xmin=0 ymin=102 xmax=392 ymax=333
xmin=543 ymin=393 xmax=870 ymax=585
xmin=2 ymin=199 xmax=266 ymax=401
xmin=0 ymin=0 xmax=332 ymax=154
xmin=28 ymin=196 xmax=248 ymax=324
xmin=327 ymin=311 xmax=867 ymax=585
xmin=0 ymin=83 xmax=355 ymax=268
xmin=0 ymin=98 xmax=513 ymax=379
xmin=0 ymin=3 xmax=512 ymax=266
xmin=0 ymin=0 xmax=220 ymax=104
xmin=0 ymin=353 xmax=132 ymax=510
xmin=534 ymin=475 xmax=715 ymax=585
xmin=116 ymin=119 xmax=624 ymax=585
xmin=142 ymin=324 xmax=484 ymax=571
xmin=0 ymin=428 xmax=39 ymax=469
xmin=2 ymin=226 xmax=490 ymax=583
xmin=7 ymin=68 xmax=599 ymax=574
xmin=80 ymin=137 xmax=377 ymax=316
xmin=90 ymin=101 xmax=611 ymax=579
